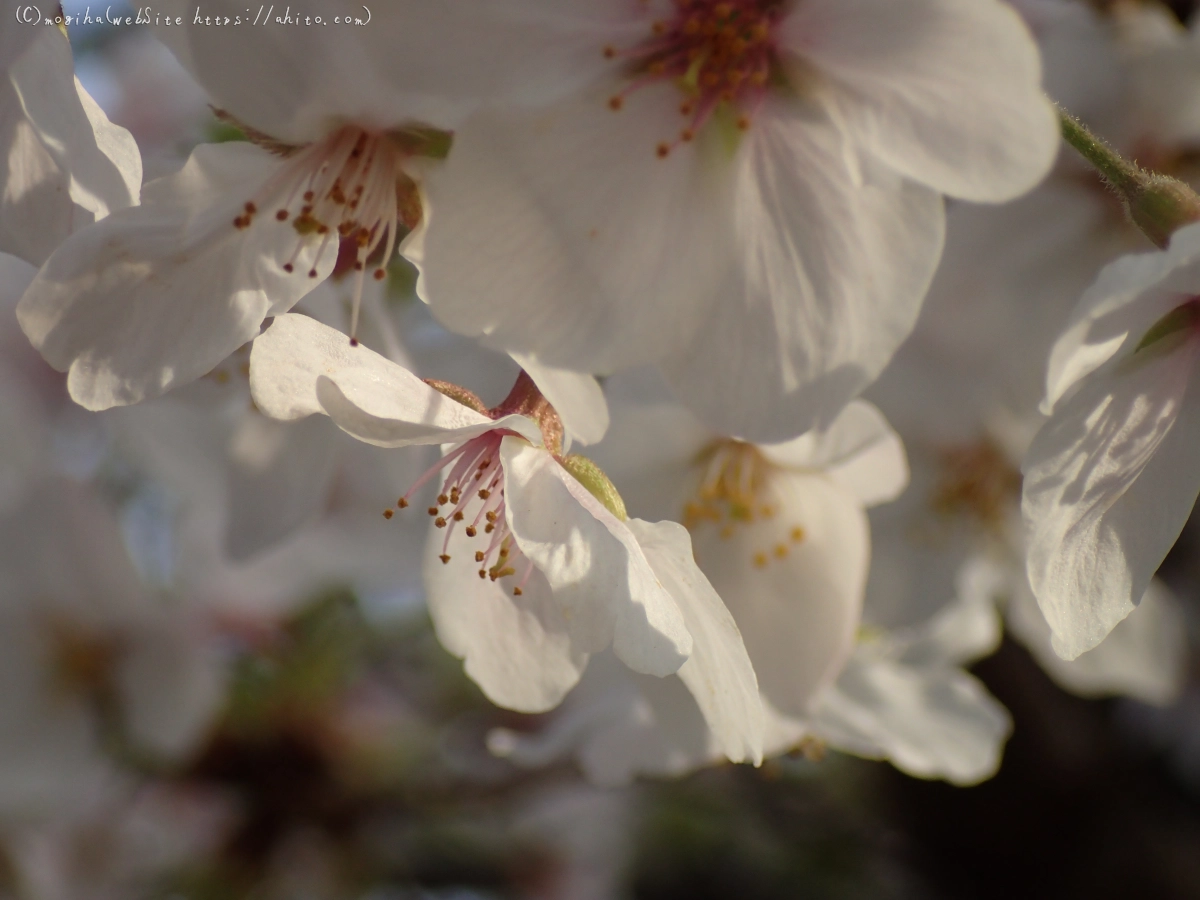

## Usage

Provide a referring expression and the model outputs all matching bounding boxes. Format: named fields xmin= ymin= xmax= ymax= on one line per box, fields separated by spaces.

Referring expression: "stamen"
xmin=390 ymin=429 xmax=532 ymax=593
xmin=603 ymin=0 xmax=778 ymax=152
xmin=231 ymin=125 xmax=412 ymax=320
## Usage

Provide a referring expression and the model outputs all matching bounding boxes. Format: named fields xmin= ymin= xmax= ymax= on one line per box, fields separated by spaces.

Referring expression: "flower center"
xmin=44 ymin=615 xmax=121 ymax=702
xmin=385 ymin=430 xmax=536 ymax=596
xmin=931 ymin=438 xmax=1021 ymax=531
xmin=605 ymin=0 xmax=781 ymax=157
xmin=684 ymin=440 xmax=805 ymax=569
xmin=233 ymin=126 xmax=418 ymax=342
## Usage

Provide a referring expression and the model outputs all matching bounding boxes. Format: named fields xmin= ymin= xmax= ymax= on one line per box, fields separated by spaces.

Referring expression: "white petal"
xmin=1007 ymin=576 xmax=1186 ymax=705
xmin=662 ymin=100 xmax=945 ymax=441
xmin=225 ymin=413 xmax=340 ymax=560
xmin=626 ymin=519 xmax=764 ymax=765
xmin=586 ymin=401 xmax=714 ymax=522
xmin=10 ymin=33 xmax=140 ymax=218
xmin=424 ymin=521 xmax=588 ymax=713
xmin=1044 ymin=222 xmax=1200 ymax=414
xmin=318 ymin=378 xmax=540 ymax=448
xmin=694 ymin=472 xmax=868 ymax=716
xmin=154 ymin=0 xmax=496 ymax=138
xmin=0 ymin=28 xmax=139 ymax=266
xmin=250 ymin=312 xmax=546 ymax=448
xmin=117 ymin=620 xmax=225 ymax=759
xmin=513 ymin=353 xmax=610 ymax=446
xmin=1022 ymin=341 xmax=1200 ymax=659
xmin=489 ymin=651 xmax=721 ymax=785
xmin=418 ymin=82 xmax=737 ymax=372
xmin=0 ymin=478 xmax=149 ymax=617
xmin=783 ymin=0 xmax=1057 ymax=202
xmin=810 ymin=654 xmax=1012 ymax=785
xmin=889 ymin=583 xmax=1003 ymax=669
xmin=760 ymin=400 xmax=909 ymax=507
xmin=251 ymin=311 xmax=484 ymax=422
xmin=0 ymin=90 xmax=74 ymax=266
xmin=500 ymin=438 xmax=692 ymax=676
xmin=16 ymin=142 xmax=332 ymax=410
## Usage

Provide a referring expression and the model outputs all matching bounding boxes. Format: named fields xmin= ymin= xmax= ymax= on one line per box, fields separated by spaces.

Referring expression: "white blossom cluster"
xmin=1 ymin=0 xmax=1198 ymax=890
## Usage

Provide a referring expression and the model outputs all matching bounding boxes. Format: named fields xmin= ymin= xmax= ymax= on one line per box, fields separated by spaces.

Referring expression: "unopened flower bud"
xmin=1059 ymin=109 xmax=1200 ymax=248
xmin=1125 ymin=174 xmax=1200 ymax=250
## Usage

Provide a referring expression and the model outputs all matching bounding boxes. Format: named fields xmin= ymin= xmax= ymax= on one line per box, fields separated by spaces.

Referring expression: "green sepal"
xmin=561 ymin=455 xmax=628 ymax=521
xmin=388 ymin=125 xmax=454 ymax=160
xmin=1135 ymin=302 xmax=1200 ymax=354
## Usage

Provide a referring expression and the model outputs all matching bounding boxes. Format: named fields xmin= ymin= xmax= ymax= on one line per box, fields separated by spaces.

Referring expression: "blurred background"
xmin=1 ymin=1 xmax=1198 ymax=897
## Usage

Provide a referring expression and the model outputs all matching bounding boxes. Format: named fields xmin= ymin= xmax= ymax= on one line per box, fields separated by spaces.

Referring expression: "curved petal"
xmin=1022 ymin=339 xmax=1200 ymax=659
xmin=10 ymin=30 xmax=140 ymax=219
xmin=513 ymin=353 xmax=610 ymax=447
xmin=810 ymin=654 xmax=1012 ymax=785
xmin=318 ymin=378 xmax=540 ymax=448
xmin=626 ymin=518 xmax=764 ymax=765
xmin=500 ymin=438 xmax=692 ymax=676
xmin=225 ymin=412 xmax=340 ymax=560
xmin=0 ymin=28 xmax=139 ymax=266
xmin=889 ymin=582 xmax=1003 ymax=668
xmin=0 ymin=68 xmax=75 ymax=267
xmin=1007 ymin=576 xmax=1186 ymax=705
xmin=587 ymin=401 xmax=714 ymax=522
xmin=155 ymin=0 xmax=652 ymax=141
xmin=693 ymin=471 xmax=869 ymax=717
xmin=662 ymin=98 xmax=945 ymax=442
xmin=250 ymin=311 xmax=495 ymax=431
xmin=16 ymin=143 xmax=333 ymax=410
xmin=760 ymin=400 xmax=909 ymax=507
xmin=424 ymin=520 xmax=588 ymax=713
xmin=1044 ymin=222 xmax=1200 ymax=413
xmin=782 ymin=0 xmax=1057 ymax=202
xmin=418 ymin=81 xmax=738 ymax=372
xmin=488 ymin=651 xmax=721 ymax=785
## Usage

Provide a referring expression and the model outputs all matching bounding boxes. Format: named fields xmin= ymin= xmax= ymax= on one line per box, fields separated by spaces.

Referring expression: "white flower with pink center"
xmin=247 ymin=313 xmax=765 ymax=763
xmin=416 ymin=0 xmax=1059 ymax=441
xmin=15 ymin=0 xmax=490 ymax=412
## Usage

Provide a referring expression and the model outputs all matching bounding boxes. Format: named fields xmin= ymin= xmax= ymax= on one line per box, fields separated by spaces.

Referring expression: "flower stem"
xmin=1058 ymin=106 xmax=1200 ymax=248
xmin=1058 ymin=109 xmax=1138 ymax=194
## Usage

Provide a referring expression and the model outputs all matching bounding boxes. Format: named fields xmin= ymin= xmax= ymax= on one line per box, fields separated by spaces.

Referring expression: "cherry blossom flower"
xmin=0 ymin=21 xmax=140 ymax=267
xmin=1022 ymin=220 xmax=1200 ymax=660
xmin=865 ymin=0 xmax=1191 ymax=695
xmin=16 ymin=1 xmax=495 ymax=412
xmin=248 ymin=313 xmax=763 ymax=765
xmin=416 ymin=0 xmax=1058 ymax=441
xmin=489 ymin=394 xmax=1011 ymax=783
xmin=594 ymin=393 xmax=908 ymax=706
